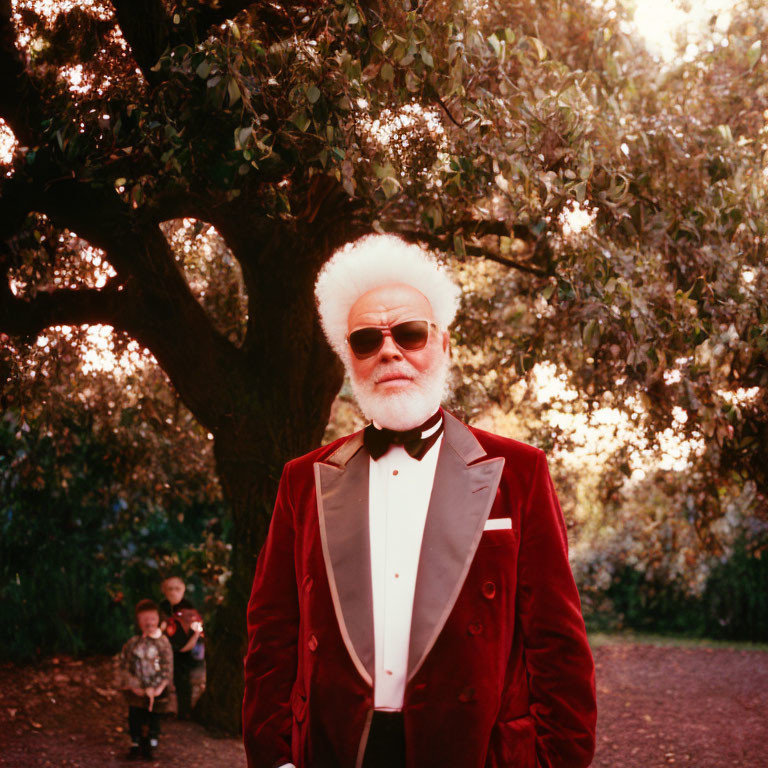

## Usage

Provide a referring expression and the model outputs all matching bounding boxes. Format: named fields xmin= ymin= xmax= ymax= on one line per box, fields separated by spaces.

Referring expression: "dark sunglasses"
xmin=347 ymin=320 xmax=436 ymax=359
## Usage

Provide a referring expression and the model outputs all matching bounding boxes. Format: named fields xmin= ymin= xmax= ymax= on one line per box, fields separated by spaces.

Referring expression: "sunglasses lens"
xmin=348 ymin=321 xmax=430 ymax=359
xmin=348 ymin=327 xmax=384 ymax=357
xmin=391 ymin=320 xmax=429 ymax=349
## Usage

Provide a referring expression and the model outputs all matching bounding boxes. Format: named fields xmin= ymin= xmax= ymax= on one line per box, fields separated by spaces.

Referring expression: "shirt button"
xmin=468 ymin=621 xmax=483 ymax=636
xmin=308 ymin=634 xmax=318 ymax=652
xmin=394 ymin=573 xmax=400 ymax=579
xmin=392 ymin=469 xmax=399 ymax=476
xmin=385 ymin=669 xmax=393 ymax=676
xmin=482 ymin=581 xmax=496 ymax=599
xmin=459 ymin=686 xmax=476 ymax=702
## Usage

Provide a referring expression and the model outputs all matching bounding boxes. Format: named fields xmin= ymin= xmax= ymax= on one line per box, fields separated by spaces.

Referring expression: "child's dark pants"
xmin=128 ymin=706 xmax=160 ymax=744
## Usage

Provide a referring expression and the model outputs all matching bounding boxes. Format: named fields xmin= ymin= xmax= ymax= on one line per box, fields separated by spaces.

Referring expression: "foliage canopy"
xmin=1 ymin=0 xmax=767 ymax=727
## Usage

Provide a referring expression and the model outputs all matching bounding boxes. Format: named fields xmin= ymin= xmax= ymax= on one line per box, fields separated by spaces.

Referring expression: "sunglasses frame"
xmin=346 ymin=320 xmax=438 ymax=360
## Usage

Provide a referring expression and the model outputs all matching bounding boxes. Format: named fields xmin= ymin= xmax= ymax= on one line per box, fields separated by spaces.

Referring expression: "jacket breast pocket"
xmin=477 ymin=529 xmax=515 ymax=549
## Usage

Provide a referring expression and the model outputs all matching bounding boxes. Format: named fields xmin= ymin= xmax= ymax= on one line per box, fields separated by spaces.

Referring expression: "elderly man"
xmin=243 ymin=235 xmax=596 ymax=768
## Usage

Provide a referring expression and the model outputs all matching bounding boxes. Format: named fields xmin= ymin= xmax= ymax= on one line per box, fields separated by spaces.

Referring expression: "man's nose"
xmin=378 ymin=333 xmax=403 ymax=360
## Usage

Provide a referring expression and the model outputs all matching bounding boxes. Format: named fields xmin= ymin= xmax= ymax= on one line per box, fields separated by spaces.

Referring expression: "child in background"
xmin=160 ymin=575 xmax=203 ymax=719
xmin=120 ymin=599 xmax=176 ymax=760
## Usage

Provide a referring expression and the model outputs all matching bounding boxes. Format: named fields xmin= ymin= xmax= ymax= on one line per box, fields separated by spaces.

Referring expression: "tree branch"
xmin=6 ymin=175 xmax=250 ymax=431
xmin=110 ymin=0 xmax=170 ymax=87
xmin=0 ymin=279 xmax=130 ymax=337
xmin=193 ymin=0 xmax=256 ymax=32
xmin=392 ymin=226 xmax=550 ymax=277
xmin=466 ymin=245 xmax=548 ymax=276
xmin=0 ymin=0 xmax=43 ymax=146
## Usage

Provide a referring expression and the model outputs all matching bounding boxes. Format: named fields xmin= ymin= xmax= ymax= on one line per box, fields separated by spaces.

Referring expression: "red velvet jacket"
xmin=243 ymin=412 xmax=596 ymax=768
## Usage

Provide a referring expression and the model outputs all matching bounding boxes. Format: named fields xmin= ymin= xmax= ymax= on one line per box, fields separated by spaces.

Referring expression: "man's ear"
xmin=441 ymin=330 xmax=450 ymax=353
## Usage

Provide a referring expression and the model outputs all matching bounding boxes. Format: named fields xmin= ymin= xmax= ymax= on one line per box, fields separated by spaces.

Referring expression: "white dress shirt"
xmin=278 ymin=423 xmax=442 ymax=767
xmin=368 ymin=424 xmax=442 ymax=711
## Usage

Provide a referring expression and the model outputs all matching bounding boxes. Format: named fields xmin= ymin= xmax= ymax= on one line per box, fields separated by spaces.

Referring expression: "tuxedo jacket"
xmin=243 ymin=411 xmax=596 ymax=768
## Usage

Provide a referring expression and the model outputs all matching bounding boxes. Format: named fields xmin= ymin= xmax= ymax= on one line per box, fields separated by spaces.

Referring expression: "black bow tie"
xmin=363 ymin=411 xmax=444 ymax=461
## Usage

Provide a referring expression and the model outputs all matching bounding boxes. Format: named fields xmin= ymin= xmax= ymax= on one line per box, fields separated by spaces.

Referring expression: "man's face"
xmin=346 ymin=283 xmax=449 ymax=430
xmin=137 ymin=609 xmax=159 ymax=636
xmin=161 ymin=577 xmax=185 ymax=606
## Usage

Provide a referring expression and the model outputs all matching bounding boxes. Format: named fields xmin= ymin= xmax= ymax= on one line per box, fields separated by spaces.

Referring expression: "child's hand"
xmin=130 ymin=685 xmax=144 ymax=697
xmin=191 ymin=620 xmax=203 ymax=634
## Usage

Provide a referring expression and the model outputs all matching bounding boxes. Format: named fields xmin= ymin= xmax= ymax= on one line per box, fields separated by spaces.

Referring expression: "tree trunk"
xmin=191 ymin=219 xmax=350 ymax=734
xmin=195 ymin=374 xmax=342 ymax=733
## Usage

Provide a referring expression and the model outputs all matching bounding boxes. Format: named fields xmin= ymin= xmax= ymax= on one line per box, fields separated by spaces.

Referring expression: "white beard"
xmin=348 ymin=353 xmax=451 ymax=431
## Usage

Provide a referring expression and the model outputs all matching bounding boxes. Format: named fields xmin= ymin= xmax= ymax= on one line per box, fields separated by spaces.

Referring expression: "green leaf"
xmin=716 ymin=124 xmax=733 ymax=143
xmin=381 ymin=63 xmax=394 ymax=82
xmin=748 ymin=40 xmax=762 ymax=69
xmin=290 ymin=110 xmax=311 ymax=132
xmin=227 ymin=78 xmax=241 ymax=106
xmin=423 ymin=205 xmax=443 ymax=230
xmin=530 ymin=36 xmax=547 ymax=61
xmin=235 ymin=126 xmax=252 ymax=149
xmin=453 ymin=233 xmax=466 ymax=258
xmin=196 ymin=60 xmax=211 ymax=79
xmin=583 ymin=319 xmax=600 ymax=348
xmin=347 ymin=6 xmax=359 ymax=25
xmin=373 ymin=164 xmax=395 ymax=179
xmin=421 ymin=48 xmax=434 ymax=68
xmin=541 ymin=283 xmax=555 ymax=300
xmin=306 ymin=85 xmax=321 ymax=104
xmin=487 ymin=34 xmax=501 ymax=58
xmin=380 ymin=177 xmax=400 ymax=198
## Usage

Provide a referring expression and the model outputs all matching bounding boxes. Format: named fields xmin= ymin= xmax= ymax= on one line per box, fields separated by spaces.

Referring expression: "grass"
xmin=588 ymin=631 xmax=768 ymax=652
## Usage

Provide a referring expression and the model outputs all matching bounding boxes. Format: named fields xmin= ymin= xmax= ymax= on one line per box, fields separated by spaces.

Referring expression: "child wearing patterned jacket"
xmin=120 ymin=599 xmax=177 ymax=760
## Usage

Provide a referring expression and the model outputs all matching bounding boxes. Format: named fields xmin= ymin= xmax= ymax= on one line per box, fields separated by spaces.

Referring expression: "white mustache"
xmin=374 ymin=365 xmax=416 ymax=384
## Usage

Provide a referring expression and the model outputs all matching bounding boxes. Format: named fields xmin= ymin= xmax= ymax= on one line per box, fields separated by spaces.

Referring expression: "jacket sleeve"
xmin=517 ymin=450 xmax=597 ymax=768
xmin=243 ymin=463 xmax=300 ymax=768
xmin=158 ymin=635 xmax=174 ymax=685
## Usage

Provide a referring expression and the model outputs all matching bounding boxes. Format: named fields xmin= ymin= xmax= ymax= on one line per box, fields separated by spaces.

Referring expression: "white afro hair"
xmin=315 ymin=234 xmax=461 ymax=362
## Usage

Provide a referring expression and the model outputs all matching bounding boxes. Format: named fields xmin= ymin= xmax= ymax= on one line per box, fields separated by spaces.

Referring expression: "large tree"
xmin=2 ymin=0 xmax=766 ymax=730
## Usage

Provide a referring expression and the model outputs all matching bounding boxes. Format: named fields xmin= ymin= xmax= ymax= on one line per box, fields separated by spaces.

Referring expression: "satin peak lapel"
xmin=314 ymin=433 xmax=375 ymax=686
xmin=408 ymin=412 xmax=504 ymax=679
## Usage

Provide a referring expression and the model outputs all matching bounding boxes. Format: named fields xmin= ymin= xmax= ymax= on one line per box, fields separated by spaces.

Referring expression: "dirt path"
xmin=592 ymin=642 xmax=768 ymax=767
xmin=1 ymin=642 xmax=766 ymax=767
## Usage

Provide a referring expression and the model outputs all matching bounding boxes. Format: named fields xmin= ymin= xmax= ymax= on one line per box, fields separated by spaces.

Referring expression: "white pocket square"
xmin=484 ymin=517 xmax=511 ymax=531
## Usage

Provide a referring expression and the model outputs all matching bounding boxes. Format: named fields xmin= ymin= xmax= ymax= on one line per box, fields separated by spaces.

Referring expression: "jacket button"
xmin=468 ymin=621 xmax=483 ymax=636
xmin=308 ymin=634 xmax=318 ymax=652
xmin=458 ymin=686 xmax=476 ymax=703
xmin=482 ymin=581 xmax=496 ymax=599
